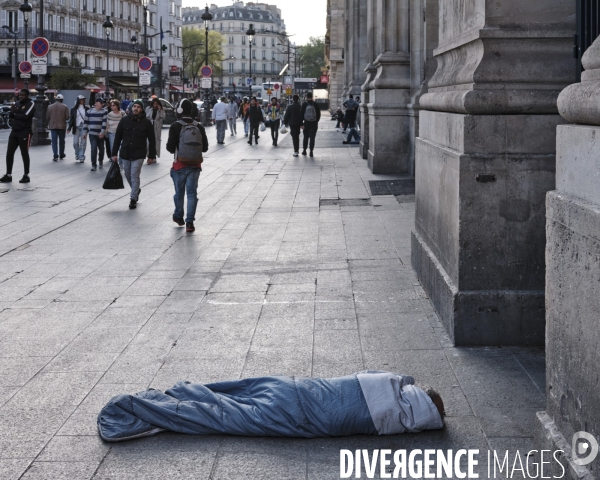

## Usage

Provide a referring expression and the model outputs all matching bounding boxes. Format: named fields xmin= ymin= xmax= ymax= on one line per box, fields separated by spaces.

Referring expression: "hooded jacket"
xmin=111 ymin=109 xmax=156 ymax=160
xmin=283 ymin=101 xmax=303 ymax=127
xmin=9 ymin=97 xmax=35 ymax=134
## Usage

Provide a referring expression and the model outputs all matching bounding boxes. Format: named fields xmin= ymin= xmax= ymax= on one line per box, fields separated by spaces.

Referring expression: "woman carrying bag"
xmin=145 ymin=98 xmax=165 ymax=164
xmin=266 ymin=97 xmax=282 ymax=147
xmin=105 ymin=100 xmax=126 ymax=170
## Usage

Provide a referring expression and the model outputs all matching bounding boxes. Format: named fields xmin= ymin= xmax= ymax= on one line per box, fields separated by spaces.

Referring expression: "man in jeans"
xmin=68 ymin=95 xmax=88 ymax=163
xmin=211 ymin=97 xmax=229 ymax=145
xmin=83 ymin=98 xmax=107 ymax=171
xmin=111 ymin=100 xmax=156 ymax=210
xmin=166 ymin=99 xmax=208 ymax=233
xmin=283 ymin=94 xmax=303 ymax=157
xmin=300 ymin=92 xmax=321 ymax=157
xmin=46 ymin=94 xmax=70 ymax=161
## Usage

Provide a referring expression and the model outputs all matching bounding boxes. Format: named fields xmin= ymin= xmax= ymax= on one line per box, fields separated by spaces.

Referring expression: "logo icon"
xmin=573 ymin=431 xmax=599 ymax=466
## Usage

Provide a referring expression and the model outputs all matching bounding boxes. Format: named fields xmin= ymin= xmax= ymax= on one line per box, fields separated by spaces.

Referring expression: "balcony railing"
xmin=0 ymin=27 xmax=138 ymax=54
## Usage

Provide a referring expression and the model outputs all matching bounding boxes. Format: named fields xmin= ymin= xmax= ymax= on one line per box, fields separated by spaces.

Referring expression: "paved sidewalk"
xmin=0 ymin=121 xmax=544 ymax=479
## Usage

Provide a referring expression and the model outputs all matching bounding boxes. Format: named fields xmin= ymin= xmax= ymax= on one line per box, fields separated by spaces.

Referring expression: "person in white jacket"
xmin=227 ymin=97 xmax=238 ymax=136
xmin=211 ymin=97 xmax=229 ymax=145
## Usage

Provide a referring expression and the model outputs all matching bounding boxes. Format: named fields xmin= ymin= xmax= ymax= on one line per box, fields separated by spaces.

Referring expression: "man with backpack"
xmin=111 ymin=100 xmax=156 ymax=210
xmin=300 ymin=92 xmax=321 ymax=157
xmin=166 ymin=99 xmax=208 ymax=233
xmin=283 ymin=94 xmax=303 ymax=157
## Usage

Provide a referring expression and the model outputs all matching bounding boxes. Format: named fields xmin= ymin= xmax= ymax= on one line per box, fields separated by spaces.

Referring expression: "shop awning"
xmin=169 ymin=85 xmax=184 ymax=91
xmin=0 ymin=77 xmax=56 ymax=93
xmin=109 ymin=79 xmax=139 ymax=88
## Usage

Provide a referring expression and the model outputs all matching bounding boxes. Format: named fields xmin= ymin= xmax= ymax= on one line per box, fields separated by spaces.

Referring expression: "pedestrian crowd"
xmin=1 ymin=89 xmax=328 ymax=232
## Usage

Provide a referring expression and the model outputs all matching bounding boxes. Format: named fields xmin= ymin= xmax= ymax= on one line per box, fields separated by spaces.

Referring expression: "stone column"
xmin=367 ymin=0 xmax=411 ymax=174
xmin=536 ymin=37 xmax=600 ymax=479
xmin=411 ymin=0 xmax=575 ymax=345
xmin=342 ymin=0 xmax=367 ymax=98
xmin=359 ymin=0 xmax=377 ymax=159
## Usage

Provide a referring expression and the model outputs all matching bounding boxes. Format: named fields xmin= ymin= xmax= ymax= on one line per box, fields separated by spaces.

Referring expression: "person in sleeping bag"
xmin=97 ymin=371 xmax=445 ymax=442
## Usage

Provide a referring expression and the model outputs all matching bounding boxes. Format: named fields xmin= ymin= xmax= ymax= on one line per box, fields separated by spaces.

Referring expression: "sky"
xmin=181 ymin=0 xmax=328 ymax=45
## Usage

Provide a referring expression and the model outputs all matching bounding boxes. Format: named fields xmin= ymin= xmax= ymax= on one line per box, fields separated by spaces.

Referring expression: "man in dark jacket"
xmin=111 ymin=100 xmax=156 ymax=209
xmin=244 ymin=98 xmax=264 ymax=145
xmin=166 ymin=99 xmax=209 ymax=233
xmin=300 ymin=92 xmax=321 ymax=157
xmin=0 ymin=89 xmax=35 ymax=184
xmin=283 ymin=94 xmax=303 ymax=157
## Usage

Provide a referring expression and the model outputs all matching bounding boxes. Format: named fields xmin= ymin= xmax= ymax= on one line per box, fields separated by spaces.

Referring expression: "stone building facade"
xmin=324 ymin=0 xmax=344 ymax=112
xmin=0 ymin=0 xmax=183 ymax=98
xmin=182 ymin=2 xmax=287 ymax=95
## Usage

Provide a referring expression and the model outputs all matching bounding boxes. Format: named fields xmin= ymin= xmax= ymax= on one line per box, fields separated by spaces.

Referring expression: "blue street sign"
xmin=31 ymin=37 xmax=49 ymax=58
xmin=246 ymin=77 xmax=253 ymax=86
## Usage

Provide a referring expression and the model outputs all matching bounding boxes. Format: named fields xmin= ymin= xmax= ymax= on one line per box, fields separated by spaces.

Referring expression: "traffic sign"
xmin=201 ymin=77 xmax=212 ymax=89
xmin=200 ymin=66 xmax=213 ymax=77
xmin=285 ymin=88 xmax=292 ymax=95
xmin=274 ymin=83 xmax=280 ymax=90
xmin=246 ymin=77 xmax=253 ymax=86
xmin=31 ymin=56 xmax=47 ymax=75
xmin=139 ymin=70 xmax=151 ymax=85
xmin=267 ymin=89 xmax=272 ymax=95
xmin=284 ymin=75 xmax=293 ymax=85
xmin=31 ymin=37 xmax=49 ymax=57
xmin=138 ymin=56 xmax=153 ymax=71
xmin=20 ymin=74 xmax=31 ymax=78
xmin=19 ymin=61 xmax=32 ymax=74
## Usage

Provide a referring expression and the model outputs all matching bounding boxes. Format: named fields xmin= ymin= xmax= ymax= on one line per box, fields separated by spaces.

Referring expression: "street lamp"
xmin=246 ymin=23 xmax=255 ymax=97
xmin=19 ymin=0 xmax=32 ymax=89
xmin=103 ymin=16 xmax=114 ymax=97
xmin=132 ymin=35 xmax=141 ymax=99
xmin=201 ymin=4 xmax=212 ymax=111
xmin=2 ymin=26 xmax=18 ymax=92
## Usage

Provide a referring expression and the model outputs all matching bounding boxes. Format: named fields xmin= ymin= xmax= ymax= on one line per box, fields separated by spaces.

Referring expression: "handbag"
xmin=260 ymin=123 xmax=267 ymax=132
xmin=102 ymin=161 xmax=125 ymax=190
xmin=280 ymin=125 xmax=288 ymax=134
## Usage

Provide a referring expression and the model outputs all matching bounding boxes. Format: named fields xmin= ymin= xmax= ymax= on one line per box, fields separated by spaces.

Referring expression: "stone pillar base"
xmin=411 ymin=231 xmax=545 ymax=345
xmin=359 ymin=103 xmax=369 ymax=160
xmin=535 ymin=412 xmax=595 ymax=480
xmin=412 ymin=110 xmax=562 ymax=345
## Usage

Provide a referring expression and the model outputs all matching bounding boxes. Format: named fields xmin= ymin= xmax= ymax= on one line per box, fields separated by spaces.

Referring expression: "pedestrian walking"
xmin=227 ymin=97 xmax=237 ymax=136
xmin=105 ymin=100 xmax=126 ymax=169
xmin=266 ymin=97 xmax=281 ymax=146
xmin=145 ymin=98 xmax=165 ymax=164
xmin=0 ymin=88 xmax=35 ymax=184
xmin=239 ymin=98 xmax=250 ymax=136
xmin=67 ymin=95 xmax=89 ymax=163
xmin=46 ymin=93 xmax=70 ymax=162
xmin=300 ymin=92 xmax=321 ymax=157
xmin=166 ymin=99 xmax=208 ymax=233
xmin=120 ymin=95 xmax=132 ymax=112
xmin=283 ymin=94 xmax=303 ymax=157
xmin=83 ymin=98 xmax=108 ymax=171
xmin=244 ymin=98 xmax=264 ymax=146
xmin=111 ymin=100 xmax=156 ymax=210
xmin=212 ymin=97 xmax=229 ymax=144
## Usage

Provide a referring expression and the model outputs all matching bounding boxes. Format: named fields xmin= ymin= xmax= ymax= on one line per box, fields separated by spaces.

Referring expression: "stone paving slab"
xmin=0 ymin=121 xmax=545 ymax=479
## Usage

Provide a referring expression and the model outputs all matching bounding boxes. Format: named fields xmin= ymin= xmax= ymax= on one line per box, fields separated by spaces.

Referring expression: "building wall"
xmin=182 ymin=2 xmax=287 ymax=93
xmin=325 ymin=0 xmax=344 ymax=111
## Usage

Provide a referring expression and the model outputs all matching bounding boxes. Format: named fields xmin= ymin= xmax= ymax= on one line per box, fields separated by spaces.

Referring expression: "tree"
xmin=48 ymin=69 xmax=98 ymax=90
xmin=299 ymin=36 xmax=326 ymax=78
xmin=182 ymin=28 xmax=224 ymax=84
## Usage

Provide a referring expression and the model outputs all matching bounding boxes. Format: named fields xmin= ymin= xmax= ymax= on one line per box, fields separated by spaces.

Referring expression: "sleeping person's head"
xmin=417 ymin=384 xmax=445 ymax=419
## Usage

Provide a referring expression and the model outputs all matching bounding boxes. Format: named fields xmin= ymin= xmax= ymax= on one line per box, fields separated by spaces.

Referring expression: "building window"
xmin=252 ymin=50 xmax=256 ymax=59
xmin=229 ymin=77 xmax=234 ymax=85
xmin=242 ymin=36 xmax=246 ymax=45
xmin=271 ymin=51 xmax=275 ymax=60
xmin=85 ymin=54 xmax=90 ymax=67
xmin=271 ymin=38 xmax=275 ymax=47
xmin=240 ymin=22 xmax=244 ymax=30
xmin=241 ymin=49 xmax=246 ymax=59
xmin=262 ymin=37 xmax=266 ymax=46
xmin=271 ymin=63 xmax=275 ymax=73
xmin=262 ymin=50 xmax=266 ymax=60
xmin=229 ymin=22 xmax=233 ymax=31
xmin=229 ymin=63 xmax=233 ymax=73
xmin=70 ymin=18 xmax=77 ymax=34
xmin=241 ymin=62 xmax=245 ymax=73
xmin=262 ymin=64 xmax=266 ymax=73
xmin=229 ymin=36 xmax=234 ymax=44
xmin=95 ymin=57 xmax=101 ymax=68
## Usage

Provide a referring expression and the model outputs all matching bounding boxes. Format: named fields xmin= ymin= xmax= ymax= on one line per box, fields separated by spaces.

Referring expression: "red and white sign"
xmin=138 ymin=56 xmax=153 ymax=71
xmin=19 ymin=61 xmax=32 ymax=74
xmin=200 ymin=65 xmax=213 ymax=77
xmin=320 ymin=75 xmax=329 ymax=84
xmin=274 ymin=83 xmax=280 ymax=90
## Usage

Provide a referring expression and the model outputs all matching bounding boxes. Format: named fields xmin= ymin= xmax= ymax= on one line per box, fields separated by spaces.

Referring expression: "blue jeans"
xmin=73 ymin=127 xmax=86 ymax=160
xmin=170 ymin=167 xmax=201 ymax=223
xmin=346 ymin=128 xmax=360 ymax=143
xmin=50 ymin=129 xmax=66 ymax=158
xmin=88 ymin=134 xmax=105 ymax=166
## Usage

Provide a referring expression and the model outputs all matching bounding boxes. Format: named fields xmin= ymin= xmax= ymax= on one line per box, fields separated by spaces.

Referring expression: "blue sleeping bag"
xmin=98 ymin=374 xmax=378 ymax=442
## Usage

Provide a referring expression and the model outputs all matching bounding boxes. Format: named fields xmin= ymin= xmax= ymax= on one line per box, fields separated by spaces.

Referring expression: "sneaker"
xmin=129 ymin=199 xmax=137 ymax=209
xmin=244 ymin=133 xmax=248 ymax=137
xmin=99 ymin=161 xmax=103 ymax=169
xmin=78 ymin=159 xmax=85 ymax=163
xmin=293 ymin=152 xmax=299 ymax=157
xmin=91 ymin=166 xmax=97 ymax=171
xmin=19 ymin=174 xmax=30 ymax=183
xmin=173 ymin=215 xmax=185 ymax=226
xmin=60 ymin=155 xmax=66 ymax=160
xmin=309 ymin=151 xmax=314 ymax=158
xmin=342 ymin=141 xmax=348 ymax=144
xmin=186 ymin=222 xmax=195 ymax=233
xmin=248 ymin=141 xmax=252 ymax=145
xmin=301 ymin=150 xmax=307 ymax=156
xmin=52 ymin=156 xmax=58 ymax=162
xmin=0 ymin=174 xmax=12 ymax=183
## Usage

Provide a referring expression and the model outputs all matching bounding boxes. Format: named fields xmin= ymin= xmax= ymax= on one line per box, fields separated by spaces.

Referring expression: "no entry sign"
xmin=19 ymin=61 xmax=32 ymax=74
xmin=31 ymin=37 xmax=49 ymax=58
xmin=200 ymin=66 xmax=213 ymax=77
xmin=138 ymin=56 xmax=153 ymax=71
